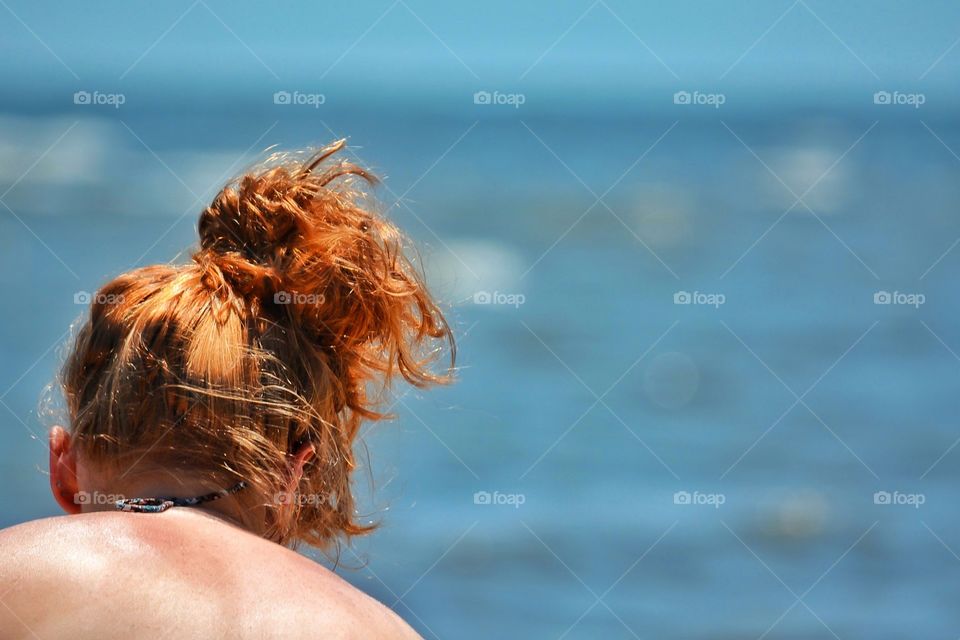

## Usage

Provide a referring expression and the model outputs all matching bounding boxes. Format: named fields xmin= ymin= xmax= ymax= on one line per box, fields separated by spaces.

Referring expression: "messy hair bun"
xmin=194 ymin=140 xmax=451 ymax=391
xmin=62 ymin=140 xmax=454 ymax=547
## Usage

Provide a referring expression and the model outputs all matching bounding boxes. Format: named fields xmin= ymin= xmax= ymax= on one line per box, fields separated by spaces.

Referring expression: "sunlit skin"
xmin=0 ymin=426 xmax=421 ymax=640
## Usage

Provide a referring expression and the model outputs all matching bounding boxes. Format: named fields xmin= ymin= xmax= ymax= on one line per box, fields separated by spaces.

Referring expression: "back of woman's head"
xmin=61 ymin=140 xmax=454 ymax=547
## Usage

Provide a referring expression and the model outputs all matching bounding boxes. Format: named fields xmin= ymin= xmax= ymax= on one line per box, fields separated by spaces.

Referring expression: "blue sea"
xmin=1 ymin=100 xmax=959 ymax=639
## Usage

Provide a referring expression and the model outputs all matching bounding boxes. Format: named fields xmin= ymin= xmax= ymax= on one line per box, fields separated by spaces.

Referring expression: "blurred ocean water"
xmin=1 ymin=105 xmax=959 ymax=639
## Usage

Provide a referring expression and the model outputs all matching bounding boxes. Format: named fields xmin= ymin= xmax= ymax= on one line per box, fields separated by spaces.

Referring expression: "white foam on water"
xmin=770 ymin=146 xmax=849 ymax=214
xmin=0 ymin=115 xmax=269 ymax=217
xmin=423 ymin=238 xmax=525 ymax=305
xmin=0 ymin=115 xmax=116 ymax=187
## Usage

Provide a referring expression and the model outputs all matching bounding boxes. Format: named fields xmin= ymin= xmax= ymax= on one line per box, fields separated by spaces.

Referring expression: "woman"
xmin=0 ymin=140 xmax=454 ymax=639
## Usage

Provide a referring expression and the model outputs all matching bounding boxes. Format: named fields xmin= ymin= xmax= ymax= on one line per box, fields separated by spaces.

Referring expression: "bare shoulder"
xmin=0 ymin=513 xmax=421 ymax=640
xmin=0 ymin=512 xmax=121 ymax=575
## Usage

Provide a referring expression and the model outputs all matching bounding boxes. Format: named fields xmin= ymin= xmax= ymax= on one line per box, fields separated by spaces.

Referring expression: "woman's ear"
xmin=49 ymin=426 xmax=81 ymax=514
xmin=287 ymin=443 xmax=315 ymax=490
xmin=272 ymin=443 xmax=316 ymax=534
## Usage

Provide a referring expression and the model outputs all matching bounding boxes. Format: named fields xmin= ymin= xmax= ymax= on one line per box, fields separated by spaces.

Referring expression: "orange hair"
xmin=61 ymin=140 xmax=454 ymax=547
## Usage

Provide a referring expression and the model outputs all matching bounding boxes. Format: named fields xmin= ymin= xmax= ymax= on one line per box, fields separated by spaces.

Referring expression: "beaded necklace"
xmin=115 ymin=481 xmax=247 ymax=513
